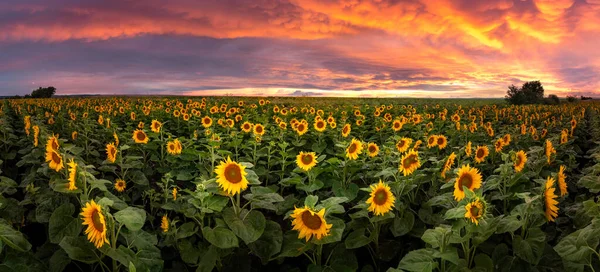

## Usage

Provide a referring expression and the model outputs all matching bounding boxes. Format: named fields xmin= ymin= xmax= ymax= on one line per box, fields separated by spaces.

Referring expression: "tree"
xmin=566 ymin=95 xmax=577 ymax=103
xmin=505 ymin=81 xmax=545 ymax=105
xmin=30 ymin=86 xmax=56 ymax=98
xmin=546 ymin=94 xmax=560 ymax=105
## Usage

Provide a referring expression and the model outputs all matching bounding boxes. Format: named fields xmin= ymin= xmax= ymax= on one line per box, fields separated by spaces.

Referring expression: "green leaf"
xmin=129 ymin=262 xmax=136 ymax=272
xmin=48 ymin=203 xmax=82 ymax=244
xmin=304 ymin=195 xmax=319 ymax=208
xmin=444 ymin=206 xmax=465 ymax=220
xmin=178 ymin=239 xmax=200 ymax=265
xmin=248 ymin=220 xmax=283 ymax=264
xmin=474 ymin=253 xmax=494 ymax=272
xmin=513 ymin=228 xmax=545 ymax=265
xmin=495 ymin=215 xmax=522 ymax=234
xmin=433 ymin=247 xmax=460 ymax=265
xmin=279 ymin=232 xmax=310 ymax=258
xmin=398 ymin=248 xmax=437 ymax=272
xmin=176 ymin=222 xmax=198 ymax=240
xmin=313 ymin=217 xmax=345 ymax=245
xmin=59 ymin=236 xmax=99 ymax=264
xmin=421 ymin=226 xmax=451 ymax=248
xmin=344 ymin=228 xmax=371 ymax=249
xmin=222 ymin=208 xmax=266 ymax=244
xmin=202 ymin=227 xmax=238 ymax=249
xmin=120 ymin=229 xmax=157 ymax=250
xmin=391 ymin=211 xmax=414 ymax=237
xmin=49 ymin=248 xmax=71 ymax=272
xmin=114 ymin=207 xmax=146 ymax=231
xmin=197 ymin=245 xmax=218 ymax=272
xmin=88 ymin=179 xmax=111 ymax=192
xmin=0 ymin=221 xmax=32 ymax=252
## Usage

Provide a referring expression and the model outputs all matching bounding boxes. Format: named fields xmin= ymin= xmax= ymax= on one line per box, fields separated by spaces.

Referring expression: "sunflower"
xmin=114 ymin=179 xmax=126 ymax=192
xmin=151 ymin=120 xmax=162 ymax=133
xmin=392 ymin=120 xmax=403 ymax=131
xmin=132 ymin=129 xmax=149 ymax=144
xmin=72 ymin=131 xmax=78 ymax=141
xmin=453 ymin=165 xmax=483 ymax=201
xmin=346 ymin=138 xmax=363 ymax=160
xmin=253 ymin=124 xmax=265 ymax=136
xmin=427 ymin=135 xmax=438 ymax=148
xmin=544 ymin=177 xmax=559 ymax=222
xmin=366 ymin=180 xmax=396 ymax=216
xmin=341 ymin=124 xmax=351 ymax=138
xmin=413 ymin=140 xmax=423 ymax=151
xmin=67 ymin=159 xmax=78 ymax=191
xmin=113 ymin=132 xmax=119 ymax=146
xmin=80 ymin=200 xmax=109 ymax=248
xmin=502 ymin=134 xmax=511 ymax=146
xmin=296 ymin=151 xmax=317 ymax=171
xmin=545 ymin=140 xmax=556 ymax=164
xmin=46 ymin=149 xmax=64 ymax=172
xmin=161 ymin=215 xmax=169 ymax=233
xmin=441 ymin=152 xmax=457 ymax=178
xmin=241 ymin=122 xmax=253 ymax=133
xmin=494 ymin=138 xmax=504 ymax=153
xmin=399 ymin=150 xmax=421 ymax=176
xmin=33 ymin=126 xmax=40 ymax=147
xmin=464 ymin=198 xmax=485 ymax=225
xmin=314 ymin=120 xmax=327 ymax=132
xmin=513 ymin=150 xmax=527 ymax=172
xmin=367 ymin=143 xmax=379 ymax=157
xmin=296 ymin=122 xmax=308 ymax=136
xmin=166 ymin=140 xmax=178 ymax=155
xmin=172 ymin=187 xmax=178 ymax=200
xmin=215 ymin=156 xmax=248 ymax=195
xmin=558 ymin=165 xmax=567 ymax=197
xmin=106 ymin=143 xmax=117 ymax=163
xmin=290 ymin=206 xmax=332 ymax=241
xmin=474 ymin=145 xmax=489 ymax=163
xmin=202 ymin=116 xmax=213 ymax=128
xmin=465 ymin=141 xmax=472 ymax=157
xmin=46 ymin=134 xmax=60 ymax=152
xmin=560 ymin=129 xmax=568 ymax=144
xmin=436 ymin=135 xmax=448 ymax=149
xmin=396 ymin=138 xmax=412 ymax=153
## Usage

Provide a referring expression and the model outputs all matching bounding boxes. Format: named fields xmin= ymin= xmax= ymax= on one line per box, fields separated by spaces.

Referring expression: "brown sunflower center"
xmin=437 ymin=138 xmax=444 ymax=145
xmin=342 ymin=126 xmax=349 ymax=134
xmin=204 ymin=118 xmax=210 ymax=124
xmin=470 ymin=205 xmax=481 ymax=217
xmin=51 ymin=151 xmax=61 ymax=164
xmin=398 ymin=141 xmax=406 ymax=148
xmin=110 ymin=147 xmax=116 ymax=157
xmin=428 ymin=137 xmax=435 ymax=145
xmin=348 ymin=143 xmax=357 ymax=153
xmin=136 ymin=132 xmax=146 ymax=141
xmin=224 ymin=164 xmax=242 ymax=184
xmin=256 ymin=126 xmax=263 ymax=133
xmin=515 ymin=155 xmax=522 ymax=165
xmin=301 ymin=155 xmax=313 ymax=165
xmin=394 ymin=122 xmax=400 ymax=128
xmin=243 ymin=124 xmax=250 ymax=130
xmin=476 ymin=149 xmax=485 ymax=158
xmin=317 ymin=122 xmax=324 ymax=128
xmin=369 ymin=145 xmax=377 ymax=153
xmin=458 ymin=173 xmax=473 ymax=191
xmin=168 ymin=143 xmax=175 ymax=151
xmin=373 ymin=189 xmax=388 ymax=205
xmin=402 ymin=154 xmax=417 ymax=169
xmin=91 ymin=210 xmax=104 ymax=232
xmin=301 ymin=211 xmax=322 ymax=230
xmin=298 ymin=124 xmax=305 ymax=131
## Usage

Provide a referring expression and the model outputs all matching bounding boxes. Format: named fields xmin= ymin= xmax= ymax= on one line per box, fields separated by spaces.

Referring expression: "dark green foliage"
xmin=505 ymin=81 xmax=544 ymax=105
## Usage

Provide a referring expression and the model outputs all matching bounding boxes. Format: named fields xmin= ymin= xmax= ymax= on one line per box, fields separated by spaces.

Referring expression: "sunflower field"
xmin=0 ymin=97 xmax=599 ymax=272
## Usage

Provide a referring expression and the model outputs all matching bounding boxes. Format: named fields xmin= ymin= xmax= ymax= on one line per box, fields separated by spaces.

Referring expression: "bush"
xmin=566 ymin=96 xmax=577 ymax=103
xmin=545 ymin=94 xmax=560 ymax=105
xmin=505 ymin=81 xmax=544 ymax=105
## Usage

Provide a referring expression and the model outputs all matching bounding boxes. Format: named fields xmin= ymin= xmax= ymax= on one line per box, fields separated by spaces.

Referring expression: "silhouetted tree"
xmin=581 ymin=96 xmax=593 ymax=100
xmin=566 ymin=95 xmax=577 ymax=103
xmin=505 ymin=81 xmax=544 ymax=105
xmin=545 ymin=94 xmax=560 ymax=105
xmin=31 ymin=86 xmax=56 ymax=98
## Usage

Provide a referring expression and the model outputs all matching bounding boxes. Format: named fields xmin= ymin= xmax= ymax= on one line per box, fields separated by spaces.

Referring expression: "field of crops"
xmin=0 ymin=97 xmax=599 ymax=272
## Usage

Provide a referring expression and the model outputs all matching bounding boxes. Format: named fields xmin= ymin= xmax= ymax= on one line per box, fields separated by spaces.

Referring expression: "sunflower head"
xmin=366 ymin=180 xmax=396 ymax=216
xmin=367 ymin=143 xmax=379 ymax=158
xmin=290 ymin=206 xmax=333 ymax=241
xmin=474 ymin=146 xmax=489 ymax=163
xmin=544 ymin=177 xmax=559 ymax=222
xmin=465 ymin=141 xmax=472 ymax=157
xmin=396 ymin=138 xmax=412 ymax=153
xmin=453 ymin=165 xmax=483 ymax=201
xmin=346 ymin=138 xmax=363 ymax=160
xmin=132 ymin=129 xmax=149 ymax=144
xmin=465 ymin=198 xmax=485 ymax=225
xmin=151 ymin=120 xmax=162 ymax=133
xmin=67 ymin=159 xmax=78 ymax=191
xmin=46 ymin=149 xmax=64 ymax=172
xmin=296 ymin=151 xmax=318 ymax=171
xmin=399 ymin=150 xmax=421 ymax=176
xmin=46 ymin=134 xmax=60 ymax=153
xmin=214 ymin=157 xmax=249 ymax=195
xmin=115 ymin=179 xmax=126 ymax=192
xmin=80 ymin=200 xmax=109 ymax=248
xmin=436 ymin=135 xmax=448 ymax=149
xmin=241 ymin=122 xmax=253 ymax=133
xmin=427 ymin=135 xmax=438 ymax=148
xmin=106 ymin=143 xmax=117 ymax=163
xmin=513 ymin=150 xmax=527 ymax=172
xmin=161 ymin=215 xmax=169 ymax=233
xmin=341 ymin=124 xmax=351 ymax=137
xmin=314 ymin=120 xmax=327 ymax=132
xmin=557 ymin=165 xmax=567 ymax=197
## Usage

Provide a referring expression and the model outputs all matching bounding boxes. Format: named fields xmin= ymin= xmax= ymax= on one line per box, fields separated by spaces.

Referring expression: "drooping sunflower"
xmin=558 ymin=165 xmax=567 ymax=197
xmin=46 ymin=149 xmax=64 ymax=172
xmin=427 ymin=135 xmax=438 ymax=148
xmin=172 ymin=187 xmax=178 ymax=200
xmin=465 ymin=141 xmax=472 ymax=157
xmin=502 ymin=134 xmax=511 ymax=146
xmin=72 ymin=131 xmax=78 ymax=141
xmin=367 ymin=142 xmax=379 ymax=158
xmin=545 ymin=139 xmax=556 ymax=164
xmin=346 ymin=138 xmax=363 ymax=160
xmin=106 ymin=143 xmax=117 ymax=163
xmin=214 ymin=156 xmax=248 ymax=195
xmin=441 ymin=152 xmax=457 ymax=178
xmin=560 ymin=129 xmax=568 ymax=144
xmin=241 ymin=122 xmax=253 ymax=133
xmin=366 ymin=180 xmax=396 ymax=216
xmin=253 ymin=124 xmax=265 ymax=136
xmin=494 ymin=138 xmax=504 ymax=153
xmin=46 ymin=134 xmax=60 ymax=152
xmin=67 ymin=159 xmax=78 ymax=191
xmin=80 ymin=200 xmax=109 ymax=248
xmin=113 ymin=132 xmax=119 ymax=146
xmin=399 ymin=150 xmax=421 ymax=176
xmin=453 ymin=165 xmax=483 ymax=201
xmin=296 ymin=151 xmax=317 ymax=171
xmin=544 ymin=177 xmax=559 ymax=222
xmin=436 ymin=135 xmax=448 ymax=149
xmin=513 ymin=150 xmax=527 ymax=172
xmin=413 ymin=140 xmax=423 ymax=151
xmin=464 ymin=198 xmax=485 ymax=225
xmin=314 ymin=120 xmax=327 ymax=132
xmin=132 ymin=129 xmax=149 ymax=144
xmin=151 ymin=120 xmax=162 ymax=133
xmin=396 ymin=137 xmax=412 ymax=153
xmin=33 ymin=126 xmax=40 ymax=147
xmin=114 ymin=179 xmax=126 ymax=192
xmin=290 ymin=206 xmax=332 ymax=241
xmin=161 ymin=215 xmax=169 ymax=233
xmin=341 ymin=124 xmax=351 ymax=138
xmin=474 ymin=145 xmax=489 ymax=163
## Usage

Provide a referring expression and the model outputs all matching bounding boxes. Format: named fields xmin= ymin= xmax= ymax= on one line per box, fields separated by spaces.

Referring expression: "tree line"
xmin=8 ymin=87 xmax=56 ymax=99
xmin=505 ymin=81 xmax=592 ymax=105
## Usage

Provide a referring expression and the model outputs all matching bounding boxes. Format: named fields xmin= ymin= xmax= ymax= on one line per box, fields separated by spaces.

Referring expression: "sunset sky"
xmin=1 ymin=0 xmax=599 ymax=97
